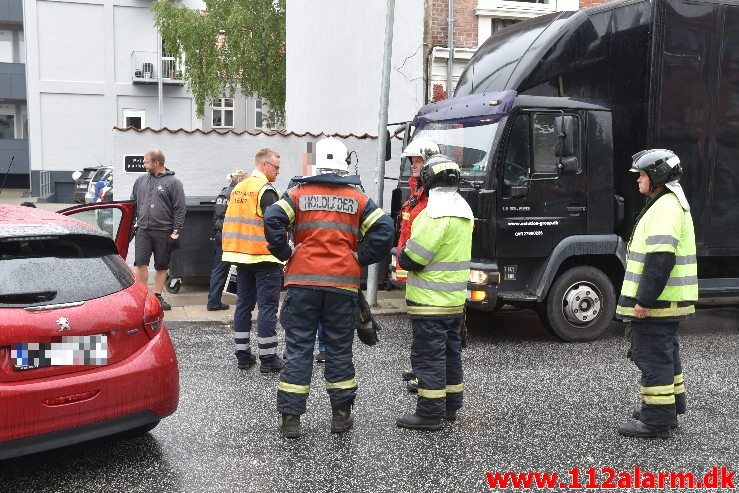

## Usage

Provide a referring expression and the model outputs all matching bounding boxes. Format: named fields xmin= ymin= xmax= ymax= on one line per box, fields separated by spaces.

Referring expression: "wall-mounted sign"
xmin=124 ymin=154 xmax=146 ymax=173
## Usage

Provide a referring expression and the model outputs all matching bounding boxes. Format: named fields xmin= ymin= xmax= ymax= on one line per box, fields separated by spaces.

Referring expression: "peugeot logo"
xmin=56 ymin=317 xmax=71 ymax=332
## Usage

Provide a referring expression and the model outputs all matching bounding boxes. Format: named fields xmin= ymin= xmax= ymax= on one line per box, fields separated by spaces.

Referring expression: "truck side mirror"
xmin=72 ymin=171 xmax=82 ymax=181
xmin=555 ymin=115 xmax=575 ymax=157
xmin=385 ymin=130 xmax=391 ymax=161
xmin=559 ymin=156 xmax=578 ymax=176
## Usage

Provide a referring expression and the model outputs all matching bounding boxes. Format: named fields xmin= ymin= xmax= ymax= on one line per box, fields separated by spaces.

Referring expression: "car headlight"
xmin=469 ymin=269 xmax=488 ymax=284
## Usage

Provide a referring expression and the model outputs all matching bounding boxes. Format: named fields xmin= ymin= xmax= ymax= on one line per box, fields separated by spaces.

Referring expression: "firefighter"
xmin=264 ymin=137 xmax=394 ymax=439
xmin=396 ymin=154 xmax=473 ymax=431
xmin=616 ymin=149 xmax=698 ymax=439
xmin=393 ymin=138 xmax=440 ymax=394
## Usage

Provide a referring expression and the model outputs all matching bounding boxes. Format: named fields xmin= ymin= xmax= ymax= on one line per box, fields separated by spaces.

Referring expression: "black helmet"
xmin=419 ymin=154 xmax=461 ymax=190
xmin=630 ymin=149 xmax=682 ymax=188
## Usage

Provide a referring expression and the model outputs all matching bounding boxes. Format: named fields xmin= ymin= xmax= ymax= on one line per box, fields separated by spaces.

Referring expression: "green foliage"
xmin=152 ymin=0 xmax=286 ymax=126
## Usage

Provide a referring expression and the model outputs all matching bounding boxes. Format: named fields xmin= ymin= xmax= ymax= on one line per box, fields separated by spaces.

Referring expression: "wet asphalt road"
xmin=2 ymin=306 xmax=739 ymax=492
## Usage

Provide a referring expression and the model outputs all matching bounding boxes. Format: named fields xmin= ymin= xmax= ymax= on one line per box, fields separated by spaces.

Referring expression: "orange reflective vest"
xmin=222 ymin=171 xmax=281 ymax=264
xmin=282 ymin=183 xmax=370 ymax=289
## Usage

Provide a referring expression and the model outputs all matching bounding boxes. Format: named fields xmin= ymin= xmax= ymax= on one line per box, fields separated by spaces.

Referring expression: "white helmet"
xmin=315 ymin=137 xmax=349 ymax=176
xmin=401 ymin=138 xmax=439 ymax=161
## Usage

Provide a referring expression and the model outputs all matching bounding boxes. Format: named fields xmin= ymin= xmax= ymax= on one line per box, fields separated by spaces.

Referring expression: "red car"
xmin=0 ymin=202 xmax=179 ymax=460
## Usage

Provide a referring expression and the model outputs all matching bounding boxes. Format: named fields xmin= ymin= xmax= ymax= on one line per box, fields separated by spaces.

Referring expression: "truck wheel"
xmin=538 ymin=266 xmax=615 ymax=342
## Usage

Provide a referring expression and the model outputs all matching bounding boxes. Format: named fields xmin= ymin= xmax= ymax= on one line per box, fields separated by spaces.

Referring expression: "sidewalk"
xmin=158 ymin=282 xmax=408 ymax=323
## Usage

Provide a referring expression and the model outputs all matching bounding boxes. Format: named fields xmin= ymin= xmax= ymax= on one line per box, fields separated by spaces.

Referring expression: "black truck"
xmin=391 ymin=0 xmax=739 ymax=341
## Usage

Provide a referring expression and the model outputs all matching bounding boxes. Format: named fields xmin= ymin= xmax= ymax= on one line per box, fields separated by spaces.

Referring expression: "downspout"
xmin=447 ymin=0 xmax=454 ymax=97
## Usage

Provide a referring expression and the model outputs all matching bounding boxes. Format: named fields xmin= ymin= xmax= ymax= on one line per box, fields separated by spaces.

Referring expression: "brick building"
xmin=426 ymin=0 xmax=611 ymax=101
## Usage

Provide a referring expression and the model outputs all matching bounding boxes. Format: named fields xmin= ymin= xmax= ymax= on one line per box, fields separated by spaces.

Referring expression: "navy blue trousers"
xmin=411 ymin=317 xmax=464 ymax=418
xmin=631 ymin=320 xmax=685 ymax=426
xmin=207 ymin=233 xmax=230 ymax=309
xmin=277 ymin=287 xmax=358 ymax=416
xmin=233 ymin=262 xmax=282 ymax=365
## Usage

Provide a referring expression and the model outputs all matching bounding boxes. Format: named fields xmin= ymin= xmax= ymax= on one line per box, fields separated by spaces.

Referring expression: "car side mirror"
xmin=555 ymin=115 xmax=575 ymax=157
xmin=559 ymin=156 xmax=578 ymax=176
xmin=72 ymin=171 xmax=82 ymax=181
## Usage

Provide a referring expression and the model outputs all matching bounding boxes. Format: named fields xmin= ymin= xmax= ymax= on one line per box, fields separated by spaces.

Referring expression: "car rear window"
xmin=0 ymin=234 xmax=134 ymax=308
xmin=81 ymin=169 xmax=97 ymax=180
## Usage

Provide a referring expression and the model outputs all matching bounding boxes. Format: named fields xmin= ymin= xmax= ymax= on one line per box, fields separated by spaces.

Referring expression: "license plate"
xmin=11 ymin=336 xmax=108 ymax=370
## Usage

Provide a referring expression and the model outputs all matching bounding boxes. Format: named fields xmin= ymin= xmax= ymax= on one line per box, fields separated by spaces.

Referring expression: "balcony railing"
xmin=131 ymin=51 xmax=185 ymax=85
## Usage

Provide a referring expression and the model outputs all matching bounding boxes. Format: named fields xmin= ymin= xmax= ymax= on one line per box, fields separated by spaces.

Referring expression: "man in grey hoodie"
xmin=130 ymin=148 xmax=186 ymax=310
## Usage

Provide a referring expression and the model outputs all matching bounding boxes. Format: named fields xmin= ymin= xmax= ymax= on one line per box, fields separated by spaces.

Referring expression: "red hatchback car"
xmin=0 ymin=202 xmax=179 ymax=460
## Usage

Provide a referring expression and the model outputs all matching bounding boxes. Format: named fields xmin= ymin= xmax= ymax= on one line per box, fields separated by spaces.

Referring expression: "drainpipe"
xmin=158 ymin=32 xmax=164 ymax=128
xmin=447 ymin=0 xmax=454 ymax=97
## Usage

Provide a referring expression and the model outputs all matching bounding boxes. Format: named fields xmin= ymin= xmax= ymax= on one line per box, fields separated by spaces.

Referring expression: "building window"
xmin=491 ymin=18 xmax=520 ymax=34
xmin=18 ymin=31 xmax=24 ymax=64
xmin=212 ymin=98 xmax=234 ymax=128
xmin=0 ymin=115 xmax=15 ymax=139
xmin=0 ymin=30 xmax=12 ymax=63
xmin=123 ymin=109 xmax=146 ymax=129
xmin=255 ymin=99 xmax=265 ymax=129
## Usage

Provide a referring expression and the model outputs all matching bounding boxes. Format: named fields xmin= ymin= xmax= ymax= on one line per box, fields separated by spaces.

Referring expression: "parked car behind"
xmin=85 ymin=166 xmax=113 ymax=203
xmin=72 ymin=167 xmax=101 ymax=203
xmin=0 ymin=202 xmax=179 ymax=460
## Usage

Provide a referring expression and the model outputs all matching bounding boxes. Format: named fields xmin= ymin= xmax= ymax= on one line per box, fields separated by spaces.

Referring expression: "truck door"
xmin=496 ymin=111 xmax=587 ymax=258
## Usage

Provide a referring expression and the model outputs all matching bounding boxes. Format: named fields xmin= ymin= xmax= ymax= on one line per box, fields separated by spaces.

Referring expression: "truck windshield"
xmin=403 ymin=122 xmax=499 ymax=181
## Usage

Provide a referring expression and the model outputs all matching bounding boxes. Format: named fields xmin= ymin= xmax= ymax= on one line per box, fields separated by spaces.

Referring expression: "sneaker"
xmin=278 ymin=413 xmax=301 ymax=439
xmin=237 ymin=354 xmax=256 ymax=370
xmin=155 ymin=293 xmax=171 ymax=311
xmin=315 ymin=351 xmax=326 ymax=363
xmin=207 ymin=302 xmax=230 ymax=311
xmin=260 ymin=356 xmax=285 ymax=374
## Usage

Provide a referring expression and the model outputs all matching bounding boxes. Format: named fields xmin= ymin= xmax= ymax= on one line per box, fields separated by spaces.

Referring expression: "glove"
xmin=357 ymin=291 xmax=380 ymax=346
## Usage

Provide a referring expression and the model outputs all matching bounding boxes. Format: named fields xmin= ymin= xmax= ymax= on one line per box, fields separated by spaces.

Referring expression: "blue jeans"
xmin=207 ymin=233 xmax=230 ymax=308
xmin=233 ymin=262 xmax=282 ymax=365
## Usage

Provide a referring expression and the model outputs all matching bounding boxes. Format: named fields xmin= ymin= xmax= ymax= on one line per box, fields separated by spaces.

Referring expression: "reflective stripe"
xmin=278 ymin=381 xmax=310 ymax=394
xmin=642 ymin=395 xmax=676 ymax=405
xmin=646 ymin=235 xmax=679 ymax=247
xmin=406 ymin=239 xmax=434 ymax=261
xmin=234 ymin=344 xmax=249 ymax=350
xmin=285 ymin=274 xmax=360 ymax=284
xmin=276 ymin=199 xmax=295 ymax=223
xmin=446 ymin=383 xmax=464 ymax=393
xmin=641 ymin=384 xmax=674 ymax=395
xmin=361 ymin=208 xmax=385 ymax=235
xmin=674 ymin=384 xmax=685 ymax=395
xmin=425 ymin=260 xmax=470 ymax=271
xmin=222 ymin=232 xmax=268 ymax=243
xmin=407 ymin=276 xmax=467 ymax=292
xmin=325 ymin=378 xmax=358 ymax=390
xmin=258 ymin=336 xmax=278 ymax=344
xmin=407 ymin=305 xmax=464 ymax=316
xmin=224 ymin=217 xmax=264 ymax=227
xmin=627 ymin=252 xmax=697 ymax=265
xmin=259 ymin=347 xmax=278 ymax=355
xmin=418 ymin=388 xmax=446 ymax=398
xmin=295 ymin=221 xmax=359 ymax=235
xmin=623 ymin=271 xmax=698 ymax=286
xmin=674 ymin=373 xmax=684 ymax=384
xmin=616 ymin=304 xmax=695 ymax=318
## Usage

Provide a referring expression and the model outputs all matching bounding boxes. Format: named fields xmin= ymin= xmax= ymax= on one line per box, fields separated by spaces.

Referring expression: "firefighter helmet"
xmin=630 ymin=149 xmax=682 ymax=188
xmin=401 ymin=138 xmax=440 ymax=161
xmin=315 ymin=137 xmax=350 ymax=176
xmin=420 ymin=154 xmax=461 ymax=190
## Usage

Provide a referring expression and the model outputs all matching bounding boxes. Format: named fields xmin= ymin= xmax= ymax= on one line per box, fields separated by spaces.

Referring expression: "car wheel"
xmin=538 ymin=266 xmax=616 ymax=342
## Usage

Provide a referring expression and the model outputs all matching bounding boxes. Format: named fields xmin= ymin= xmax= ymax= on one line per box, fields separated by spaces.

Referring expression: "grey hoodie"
xmin=130 ymin=169 xmax=186 ymax=232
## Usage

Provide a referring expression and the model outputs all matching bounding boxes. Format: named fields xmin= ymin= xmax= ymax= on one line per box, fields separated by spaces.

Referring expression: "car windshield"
xmin=0 ymin=235 xmax=134 ymax=308
xmin=401 ymin=122 xmax=499 ymax=182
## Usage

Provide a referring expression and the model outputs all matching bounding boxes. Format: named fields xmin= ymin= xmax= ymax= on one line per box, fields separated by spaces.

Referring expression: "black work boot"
xmin=617 ymin=420 xmax=670 ymax=439
xmin=632 ymin=407 xmax=679 ymax=430
xmin=331 ymin=404 xmax=355 ymax=433
xmin=278 ymin=413 xmax=300 ymax=439
xmin=396 ymin=413 xmax=443 ymax=431
xmin=444 ymin=409 xmax=458 ymax=421
xmin=401 ymin=370 xmax=416 ymax=381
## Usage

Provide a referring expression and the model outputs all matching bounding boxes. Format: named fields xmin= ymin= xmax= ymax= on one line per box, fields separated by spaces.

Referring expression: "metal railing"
xmin=130 ymin=51 xmax=185 ymax=83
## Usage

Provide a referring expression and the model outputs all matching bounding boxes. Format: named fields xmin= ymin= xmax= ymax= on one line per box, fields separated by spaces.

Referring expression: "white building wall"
xmin=113 ymin=129 xmax=403 ymax=209
xmin=285 ymin=0 xmax=424 ymax=135
xmin=23 ymin=0 xmax=201 ymax=200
